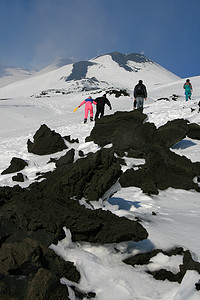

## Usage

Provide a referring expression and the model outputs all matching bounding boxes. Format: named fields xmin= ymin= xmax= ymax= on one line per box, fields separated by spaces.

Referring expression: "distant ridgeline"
xmin=99 ymin=52 xmax=152 ymax=72
xmin=65 ymin=52 xmax=153 ymax=82
xmin=0 ymin=68 xmax=8 ymax=78
xmin=65 ymin=61 xmax=96 ymax=81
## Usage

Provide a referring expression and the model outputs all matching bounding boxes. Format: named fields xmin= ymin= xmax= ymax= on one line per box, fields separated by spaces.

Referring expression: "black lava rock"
xmin=1 ymin=157 xmax=28 ymax=175
xmin=27 ymin=124 xmax=67 ymax=155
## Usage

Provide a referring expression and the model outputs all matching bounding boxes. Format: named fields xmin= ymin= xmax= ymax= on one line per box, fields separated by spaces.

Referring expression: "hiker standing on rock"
xmin=95 ymin=94 xmax=112 ymax=119
xmin=133 ymin=80 xmax=147 ymax=110
xmin=78 ymin=96 xmax=97 ymax=123
xmin=183 ymin=79 xmax=193 ymax=101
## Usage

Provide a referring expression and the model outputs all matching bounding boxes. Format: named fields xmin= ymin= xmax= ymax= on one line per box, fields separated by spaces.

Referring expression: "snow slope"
xmin=0 ymin=52 xmax=180 ymax=98
xmin=0 ymin=66 xmax=35 ymax=88
xmin=0 ymin=58 xmax=200 ymax=299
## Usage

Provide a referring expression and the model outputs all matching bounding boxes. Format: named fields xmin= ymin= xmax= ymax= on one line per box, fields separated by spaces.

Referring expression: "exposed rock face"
xmin=27 ymin=124 xmax=67 ymax=155
xmin=0 ymin=230 xmax=80 ymax=300
xmin=188 ymin=123 xmax=200 ymax=139
xmin=86 ymin=110 xmax=200 ymax=194
xmin=1 ymin=157 xmax=28 ymax=175
xmin=0 ymin=147 xmax=147 ymax=244
xmin=157 ymin=118 xmax=190 ymax=147
xmin=50 ymin=148 xmax=75 ymax=167
xmin=86 ymin=110 xmax=148 ymax=148
xmin=124 ymin=247 xmax=200 ymax=284
xmin=12 ymin=172 xmax=28 ymax=182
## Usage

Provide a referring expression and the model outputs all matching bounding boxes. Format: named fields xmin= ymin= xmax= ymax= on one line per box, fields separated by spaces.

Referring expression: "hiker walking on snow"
xmin=133 ymin=80 xmax=147 ymax=110
xmin=78 ymin=96 xmax=97 ymax=123
xmin=95 ymin=94 xmax=112 ymax=119
xmin=183 ymin=79 xmax=193 ymax=101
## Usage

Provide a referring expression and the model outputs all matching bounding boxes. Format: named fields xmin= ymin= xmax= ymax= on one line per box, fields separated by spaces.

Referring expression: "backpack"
xmin=135 ymin=84 xmax=144 ymax=96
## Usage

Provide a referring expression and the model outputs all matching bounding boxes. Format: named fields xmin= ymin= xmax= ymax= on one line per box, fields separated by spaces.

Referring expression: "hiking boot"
xmin=84 ymin=119 xmax=87 ymax=123
xmin=90 ymin=117 xmax=93 ymax=121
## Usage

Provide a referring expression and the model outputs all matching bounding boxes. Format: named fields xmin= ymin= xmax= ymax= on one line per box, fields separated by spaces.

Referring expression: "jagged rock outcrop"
xmin=50 ymin=148 xmax=75 ymax=167
xmin=86 ymin=110 xmax=200 ymax=194
xmin=0 ymin=225 xmax=80 ymax=300
xmin=27 ymin=124 xmax=67 ymax=155
xmin=124 ymin=247 xmax=200 ymax=284
xmin=86 ymin=110 xmax=148 ymax=148
xmin=0 ymin=146 xmax=147 ymax=244
xmin=1 ymin=157 xmax=28 ymax=175
xmin=188 ymin=123 xmax=200 ymax=139
xmin=157 ymin=118 xmax=190 ymax=148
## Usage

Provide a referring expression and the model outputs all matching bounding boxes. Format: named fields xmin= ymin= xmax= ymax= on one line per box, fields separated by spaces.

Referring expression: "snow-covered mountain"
xmin=0 ymin=65 xmax=35 ymax=89
xmin=0 ymin=52 xmax=180 ymax=98
xmin=36 ymin=58 xmax=79 ymax=75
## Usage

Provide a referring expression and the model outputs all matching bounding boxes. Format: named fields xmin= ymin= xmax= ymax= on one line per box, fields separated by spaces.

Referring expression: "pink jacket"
xmin=79 ymin=97 xmax=97 ymax=109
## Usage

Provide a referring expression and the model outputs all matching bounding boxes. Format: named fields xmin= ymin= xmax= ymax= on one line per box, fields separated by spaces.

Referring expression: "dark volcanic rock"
xmin=188 ymin=123 xmax=200 ymax=140
xmin=45 ymin=147 xmax=122 ymax=202
xmin=124 ymin=247 xmax=200 ymax=284
xmin=0 ymin=146 xmax=148 ymax=298
xmin=0 ymin=135 xmax=149 ymax=298
xmin=157 ymin=119 xmax=190 ymax=148
xmin=1 ymin=110 xmax=200 ymax=297
xmin=124 ymin=247 xmax=184 ymax=267
xmin=0 ymin=237 xmax=79 ymax=300
xmin=86 ymin=110 xmax=148 ymax=148
xmin=195 ymin=280 xmax=200 ymax=291
xmin=50 ymin=148 xmax=75 ymax=167
xmin=120 ymin=143 xmax=200 ymax=194
xmin=0 ymin=147 xmax=147 ymax=244
xmin=27 ymin=124 xmax=67 ymax=155
xmin=64 ymin=135 xmax=79 ymax=144
xmin=1 ymin=157 xmax=28 ymax=175
xmin=12 ymin=172 xmax=28 ymax=182
xmin=86 ymin=111 xmax=200 ymax=194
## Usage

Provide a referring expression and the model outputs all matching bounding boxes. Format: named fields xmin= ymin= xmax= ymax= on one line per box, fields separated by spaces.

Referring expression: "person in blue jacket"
xmin=183 ymin=79 xmax=193 ymax=101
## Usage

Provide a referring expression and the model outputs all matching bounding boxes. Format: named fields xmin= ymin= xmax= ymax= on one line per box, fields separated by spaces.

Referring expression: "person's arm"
xmin=133 ymin=87 xmax=136 ymax=99
xmin=78 ymin=100 xmax=85 ymax=108
xmin=144 ymin=86 xmax=147 ymax=99
xmin=105 ymin=98 xmax=112 ymax=109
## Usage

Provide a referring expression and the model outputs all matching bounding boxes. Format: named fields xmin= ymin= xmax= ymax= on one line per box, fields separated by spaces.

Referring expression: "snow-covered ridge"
xmin=0 ymin=52 xmax=180 ymax=98
xmin=0 ymin=65 xmax=36 ymax=88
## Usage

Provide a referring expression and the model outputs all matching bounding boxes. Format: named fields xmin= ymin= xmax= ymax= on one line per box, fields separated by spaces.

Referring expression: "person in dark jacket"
xmin=133 ymin=80 xmax=147 ymax=110
xmin=95 ymin=94 xmax=112 ymax=119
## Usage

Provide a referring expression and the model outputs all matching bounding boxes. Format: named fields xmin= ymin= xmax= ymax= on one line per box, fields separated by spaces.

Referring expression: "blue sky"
xmin=0 ymin=0 xmax=199 ymax=78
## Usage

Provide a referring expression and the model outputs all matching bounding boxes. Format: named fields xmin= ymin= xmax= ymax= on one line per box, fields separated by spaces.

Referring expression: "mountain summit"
xmin=0 ymin=52 xmax=180 ymax=98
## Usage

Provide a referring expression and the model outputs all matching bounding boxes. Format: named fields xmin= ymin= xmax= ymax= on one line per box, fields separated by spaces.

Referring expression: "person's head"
xmin=186 ymin=79 xmax=190 ymax=82
xmin=139 ymin=80 xmax=143 ymax=84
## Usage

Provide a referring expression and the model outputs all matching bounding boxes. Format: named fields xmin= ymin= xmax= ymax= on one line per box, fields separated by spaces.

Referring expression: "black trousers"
xmin=95 ymin=106 xmax=105 ymax=118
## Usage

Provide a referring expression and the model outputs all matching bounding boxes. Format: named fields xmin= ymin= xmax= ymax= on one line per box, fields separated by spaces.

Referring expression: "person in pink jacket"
xmin=78 ymin=96 xmax=97 ymax=123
